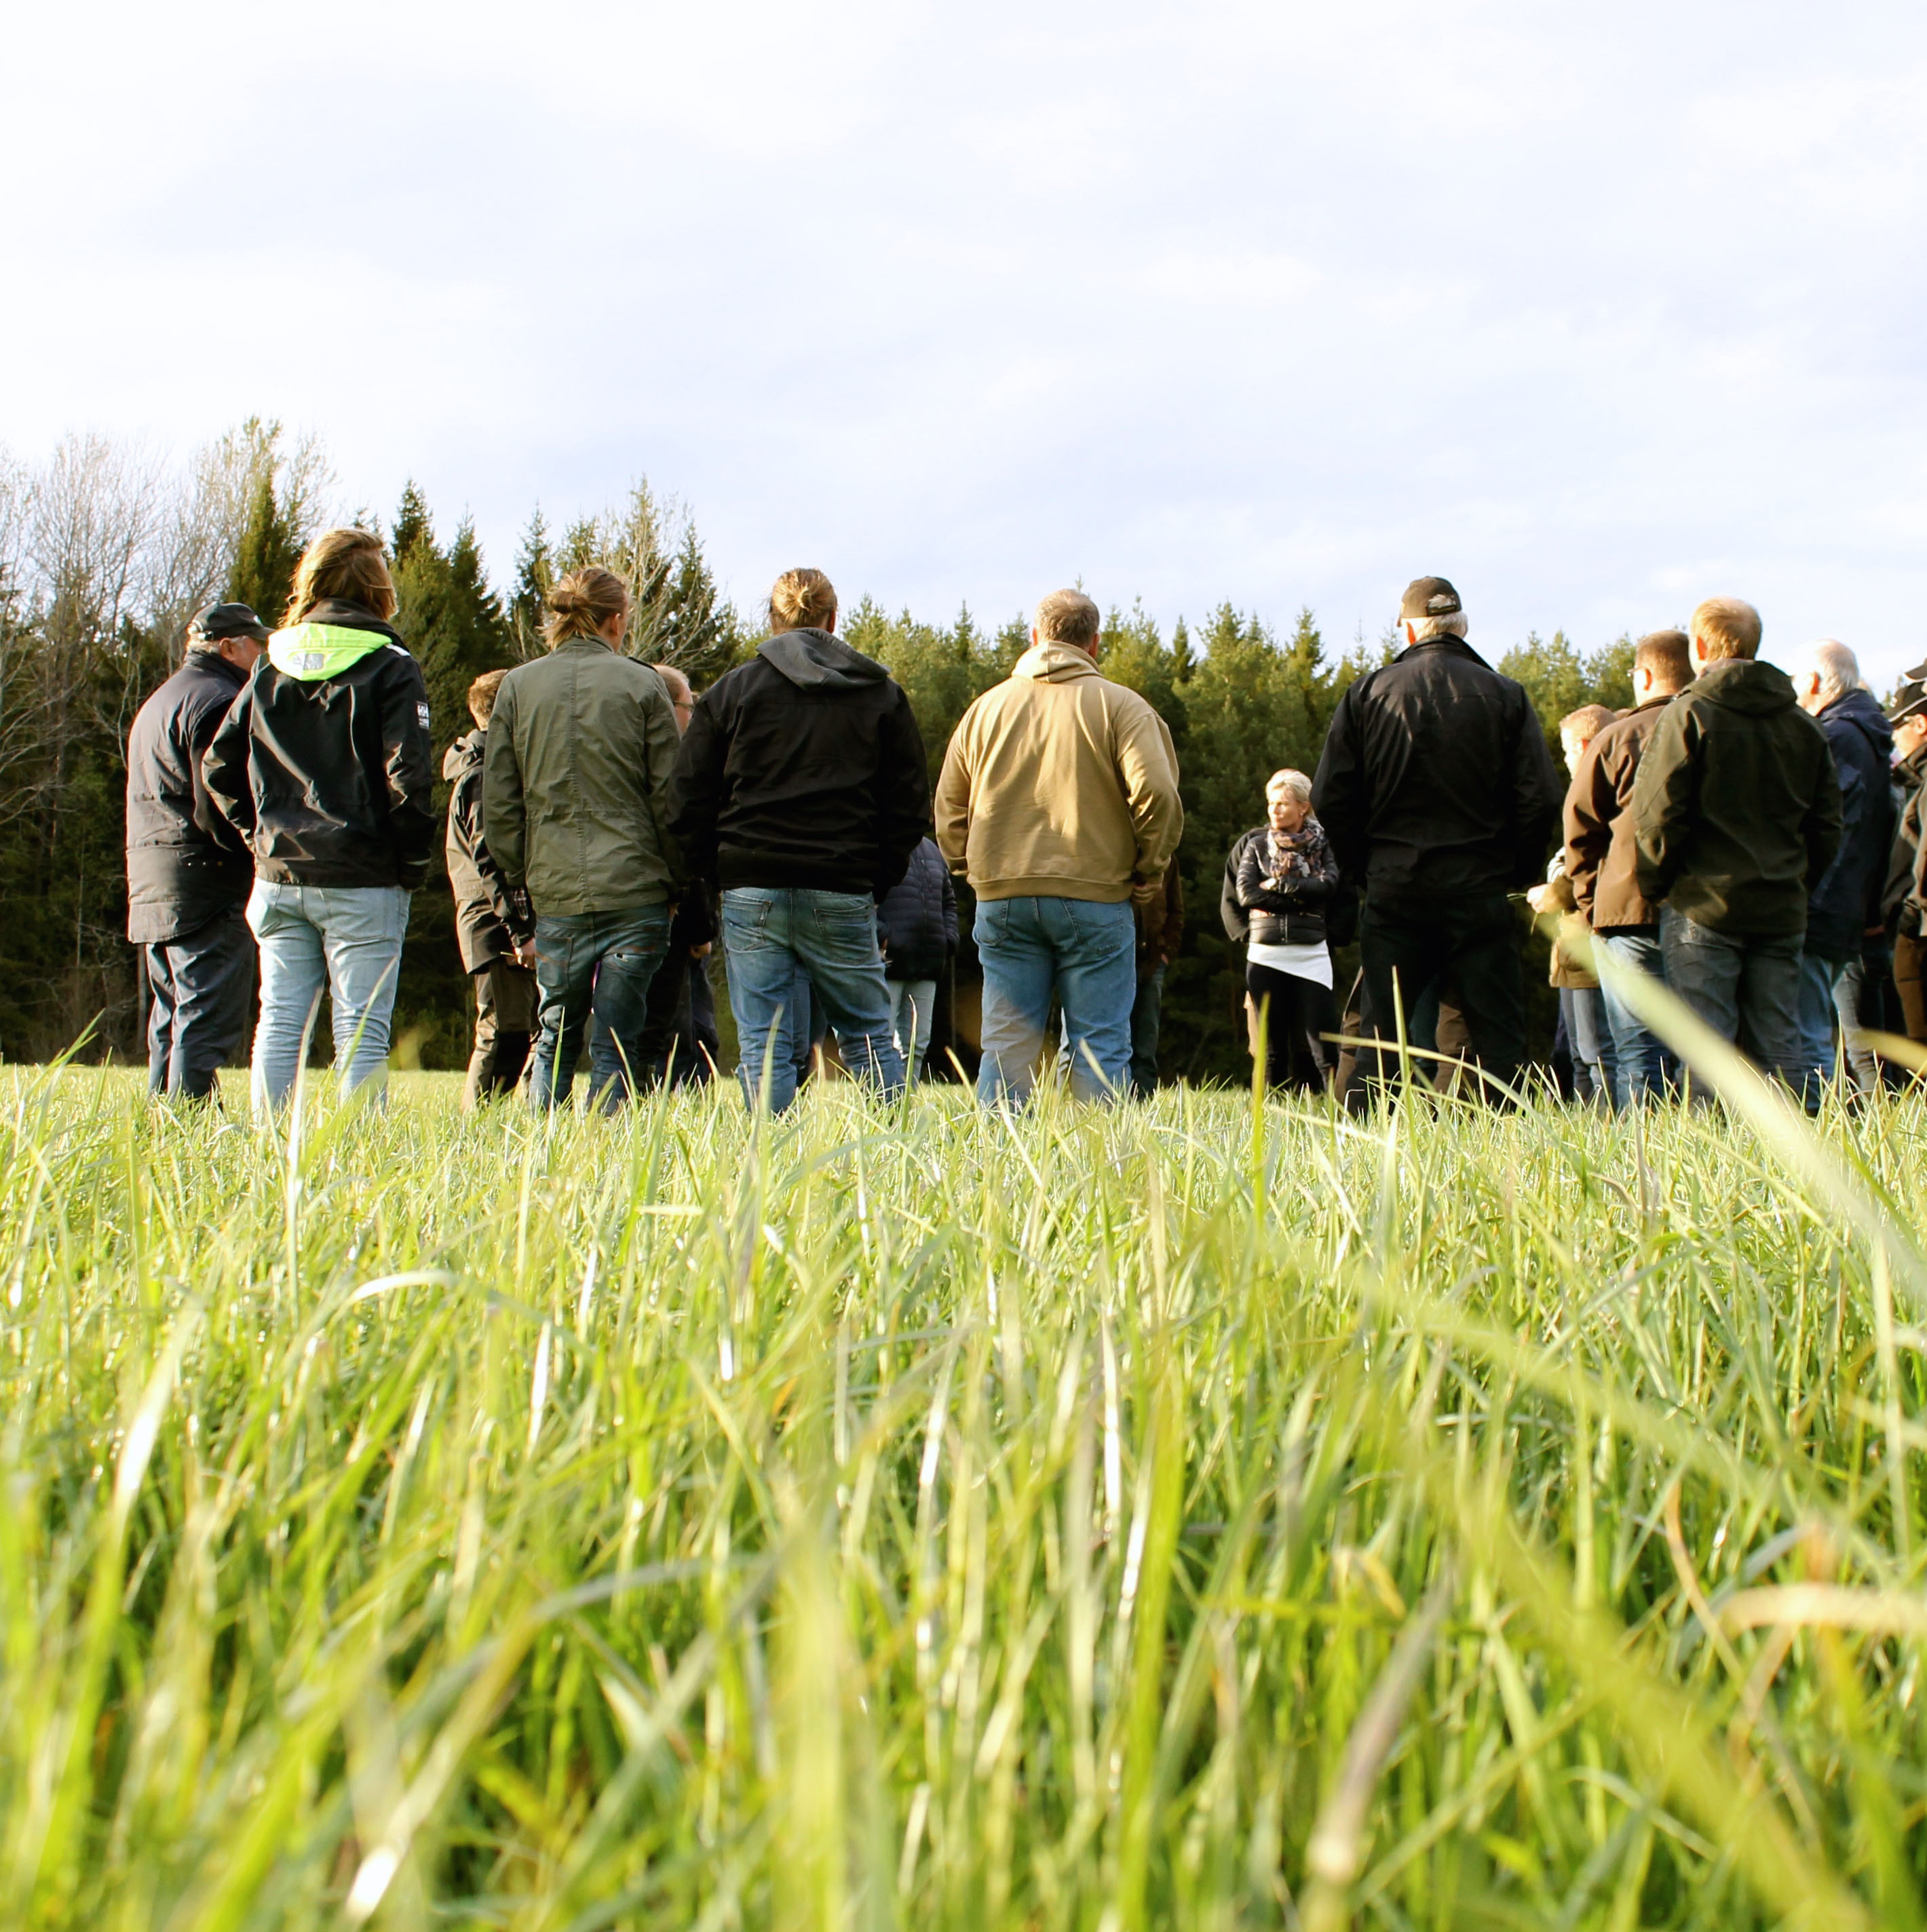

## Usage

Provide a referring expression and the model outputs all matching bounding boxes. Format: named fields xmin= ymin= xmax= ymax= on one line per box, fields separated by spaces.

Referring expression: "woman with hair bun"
xmin=482 ymin=566 xmax=685 ymax=1110
xmin=202 ymin=527 xmax=437 ymax=1113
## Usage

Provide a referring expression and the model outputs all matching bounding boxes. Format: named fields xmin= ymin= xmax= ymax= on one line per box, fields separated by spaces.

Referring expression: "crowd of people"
xmin=122 ymin=526 xmax=1927 ymax=1117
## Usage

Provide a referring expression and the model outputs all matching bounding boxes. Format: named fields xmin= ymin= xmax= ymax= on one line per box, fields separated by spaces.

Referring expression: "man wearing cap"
xmin=124 ymin=602 xmax=267 ymax=1099
xmin=1312 ymin=576 xmax=1562 ymax=1106
xmin=1885 ymin=660 xmax=1927 ymax=1043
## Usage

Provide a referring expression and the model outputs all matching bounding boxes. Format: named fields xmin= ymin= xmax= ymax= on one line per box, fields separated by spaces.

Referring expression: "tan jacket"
xmin=935 ymin=642 xmax=1183 ymax=902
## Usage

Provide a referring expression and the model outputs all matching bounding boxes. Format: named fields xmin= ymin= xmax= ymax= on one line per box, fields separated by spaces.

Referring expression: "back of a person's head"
xmin=1034 ymin=589 xmax=1101 ymax=650
xmin=286 ymin=528 xmax=396 ymax=627
xmin=546 ymin=567 xmax=630 ymax=649
xmin=1560 ymin=702 xmax=1617 ymax=748
xmin=769 ymin=568 xmax=837 ymax=634
xmin=1634 ymin=628 xmax=1693 ymax=692
xmin=468 ymin=667 xmax=510 ymax=726
xmin=1806 ymin=638 xmax=1861 ymax=706
xmin=651 ymin=661 xmax=693 ymax=706
xmin=1689 ymin=596 xmax=1763 ymax=662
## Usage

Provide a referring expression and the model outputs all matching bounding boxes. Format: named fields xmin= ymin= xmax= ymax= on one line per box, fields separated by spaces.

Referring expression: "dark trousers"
xmin=1129 ymin=963 xmax=1166 ymax=1096
xmin=463 ymin=957 xmax=537 ymax=1110
xmin=1247 ymin=963 xmax=1326 ymax=1092
xmin=146 ymin=909 xmax=253 ymax=1100
xmin=1347 ymin=892 xmax=1526 ymax=1107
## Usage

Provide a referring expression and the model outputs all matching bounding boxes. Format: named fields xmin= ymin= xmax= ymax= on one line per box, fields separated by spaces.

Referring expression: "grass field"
xmin=1 ymin=1026 xmax=1924 ymax=1929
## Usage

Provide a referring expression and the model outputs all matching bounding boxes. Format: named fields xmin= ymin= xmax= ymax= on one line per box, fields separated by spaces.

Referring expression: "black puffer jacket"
xmin=203 ymin=600 xmax=437 ymax=889
xmin=1221 ymin=823 xmax=1339 ymax=946
xmin=444 ymin=730 xmax=534 ymax=971
xmin=1312 ymin=637 xmax=1561 ymax=900
xmin=1805 ymin=687 xmax=1895 ymax=961
xmin=877 ymin=838 xmax=957 ymax=980
xmin=667 ymin=628 xmax=929 ymax=899
xmin=124 ymin=647 xmax=253 ymax=943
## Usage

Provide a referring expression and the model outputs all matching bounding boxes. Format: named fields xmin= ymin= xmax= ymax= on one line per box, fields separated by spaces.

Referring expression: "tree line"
xmin=0 ymin=423 xmax=1636 ymax=1080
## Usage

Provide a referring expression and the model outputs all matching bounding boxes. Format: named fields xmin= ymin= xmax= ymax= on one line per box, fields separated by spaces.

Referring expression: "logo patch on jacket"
xmin=417 ymin=703 xmax=431 ymax=731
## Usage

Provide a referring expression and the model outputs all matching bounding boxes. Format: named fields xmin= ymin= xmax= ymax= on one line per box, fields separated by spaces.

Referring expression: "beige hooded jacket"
xmin=935 ymin=640 xmax=1183 ymax=902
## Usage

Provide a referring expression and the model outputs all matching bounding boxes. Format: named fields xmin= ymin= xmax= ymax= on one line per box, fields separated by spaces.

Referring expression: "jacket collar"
xmin=185 ymin=644 xmax=248 ymax=689
xmin=1013 ymin=640 xmax=1101 ymax=682
xmin=1395 ymin=636 xmax=1491 ymax=670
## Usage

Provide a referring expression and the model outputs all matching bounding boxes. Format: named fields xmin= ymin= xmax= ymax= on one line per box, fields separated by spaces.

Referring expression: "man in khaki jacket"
xmin=936 ymin=589 xmax=1182 ymax=1103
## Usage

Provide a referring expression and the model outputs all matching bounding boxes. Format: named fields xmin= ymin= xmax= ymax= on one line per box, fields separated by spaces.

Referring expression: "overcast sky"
xmin=5 ymin=1 xmax=1925 ymax=684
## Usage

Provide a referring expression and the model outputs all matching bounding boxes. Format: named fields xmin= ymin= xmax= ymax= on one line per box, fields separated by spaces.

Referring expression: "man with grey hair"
xmin=936 ymin=588 xmax=1183 ymax=1104
xmin=1791 ymin=638 xmax=1894 ymax=1094
xmin=1313 ymin=575 xmax=1561 ymax=1106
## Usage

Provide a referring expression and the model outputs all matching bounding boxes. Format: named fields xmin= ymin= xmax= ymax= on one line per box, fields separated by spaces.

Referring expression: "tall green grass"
xmin=0 ymin=1056 xmax=1922 ymax=1928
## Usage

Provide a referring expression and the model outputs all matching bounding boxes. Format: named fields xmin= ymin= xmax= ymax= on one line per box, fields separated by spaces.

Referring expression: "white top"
xmin=1246 ymin=939 xmax=1333 ymax=988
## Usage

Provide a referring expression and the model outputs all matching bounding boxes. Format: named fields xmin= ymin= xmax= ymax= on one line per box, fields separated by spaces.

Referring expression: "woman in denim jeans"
xmin=203 ymin=529 xmax=437 ymax=1115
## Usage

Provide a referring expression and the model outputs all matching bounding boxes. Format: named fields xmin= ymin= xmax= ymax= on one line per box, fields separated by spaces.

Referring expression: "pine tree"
xmin=508 ymin=509 xmax=554 ymax=659
xmin=226 ymin=467 xmax=303 ymax=632
xmin=390 ymin=482 xmax=432 ymax=564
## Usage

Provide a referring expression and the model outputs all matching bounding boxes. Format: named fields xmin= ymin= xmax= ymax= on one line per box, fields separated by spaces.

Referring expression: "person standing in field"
xmin=876 ymin=835 xmax=957 ymax=1083
xmin=1630 ymin=596 xmax=1841 ymax=1097
xmin=1128 ymin=854 xmax=1183 ymax=1096
xmin=1224 ymin=770 xmax=1337 ymax=1094
xmin=1789 ymin=640 xmax=1894 ymax=1097
xmin=667 ymin=567 xmax=928 ymax=1113
xmin=1884 ymin=661 xmax=1927 ymax=1045
xmin=125 ymin=601 xmax=271 ymax=1102
xmin=936 ymin=588 xmax=1183 ymax=1106
xmin=635 ymin=662 xmax=721 ymax=1087
xmin=1528 ymin=706 xmax=1620 ymax=1108
xmin=484 ymin=568 xmax=683 ymax=1113
xmin=1562 ymin=628 xmax=1694 ymax=1105
xmin=444 ymin=669 xmax=537 ymax=1109
xmin=1312 ymin=575 xmax=1561 ymax=1106
xmin=202 ymin=530 xmax=436 ymax=1114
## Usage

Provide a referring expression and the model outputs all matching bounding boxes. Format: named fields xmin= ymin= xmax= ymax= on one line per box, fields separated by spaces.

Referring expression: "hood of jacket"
xmin=442 ymin=727 xmax=484 ymax=783
xmin=1820 ymin=685 xmax=1894 ymax=764
xmin=757 ymin=627 xmax=889 ymax=691
xmin=1012 ymin=640 xmax=1101 ymax=683
xmin=268 ymin=600 xmax=407 ymax=682
xmin=1690 ymin=657 xmax=1798 ymax=718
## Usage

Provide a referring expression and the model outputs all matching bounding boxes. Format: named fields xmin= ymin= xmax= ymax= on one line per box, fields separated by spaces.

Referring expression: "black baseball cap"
xmin=1400 ymin=576 xmax=1462 ymax=620
xmin=187 ymin=601 xmax=271 ymax=646
xmin=1890 ymin=659 xmax=1927 ymax=726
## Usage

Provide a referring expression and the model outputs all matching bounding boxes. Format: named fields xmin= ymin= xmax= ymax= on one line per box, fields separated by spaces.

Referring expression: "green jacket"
xmin=482 ymin=638 xmax=683 ymax=915
xmin=1630 ymin=658 xmax=1842 ymax=938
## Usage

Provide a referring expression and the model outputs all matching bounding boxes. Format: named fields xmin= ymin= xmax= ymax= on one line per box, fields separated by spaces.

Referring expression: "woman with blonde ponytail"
xmin=202 ymin=527 xmax=436 ymax=1114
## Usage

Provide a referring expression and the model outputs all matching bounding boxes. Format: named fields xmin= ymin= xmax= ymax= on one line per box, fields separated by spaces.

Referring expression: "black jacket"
xmin=667 ymin=628 xmax=930 ymax=899
xmin=202 ymin=600 xmax=438 ymax=890
xmin=877 ymin=838 xmax=957 ymax=980
xmin=1804 ymin=687 xmax=1895 ymax=961
xmin=1224 ymin=822 xmax=1341 ymax=947
xmin=1312 ymin=638 xmax=1562 ymax=902
xmin=444 ymin=730 xmax=534 ymax=971
xmin=1884 ymin=749 xmax=1925 ymax=936
xmin=124 ymin=646 xmax=253 ymax=944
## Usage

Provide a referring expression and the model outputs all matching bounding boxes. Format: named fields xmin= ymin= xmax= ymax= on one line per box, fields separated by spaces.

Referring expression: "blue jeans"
xmin=888 ymin=978 xmax=938 ymax=1081
xmin=976 ymin=895 xmax=1137 ymax=1106
xmin=530 ymin=904 xmax=672 ymax=1111
xmin=721 ymin=888 xmax=904 ymax=1113
xmin=1659 ymin=909 xmax=1804 ymax=1094
xmin=1796 ymin=952 xmax=1849 ymax=1100
xmin=1559 ymin=984 xmax=1618 ymax=1108
xmin=1596 ymin=929 xmax=1674 ymax=1106
xmin=247 ymin=881 xmax=409 ymax=1113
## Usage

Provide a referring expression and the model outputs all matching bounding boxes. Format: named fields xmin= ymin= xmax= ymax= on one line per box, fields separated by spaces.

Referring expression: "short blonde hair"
xmin=286 ymin=528 xmax=396 ymax=626
xmin=1559 ymin=703 xmax=1616 ymax=747
xmin=546 ymin=567 xmax=630 ymax=648
xmin=1034 ymin=589 xmax=1101 ymax=649
xmin=1265 ymin=768 xmax=1312 ymax=803
xmin=467 ymin=668 xmax=510 ymax=726
xmin=769 ymin=568 xmax=837 ymax=633
xmin=1690 ymin=596 xmax=1762 ymax=661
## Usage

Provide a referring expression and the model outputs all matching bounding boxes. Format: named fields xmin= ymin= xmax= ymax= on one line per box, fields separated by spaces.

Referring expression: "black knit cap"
xmin=1400 ymin=576 xmax=1462 ymax=620
xmin=187 ymin=601 xmax=271 ymax=646
xmin=1890 ymin=659 xmax=1927 ymax=726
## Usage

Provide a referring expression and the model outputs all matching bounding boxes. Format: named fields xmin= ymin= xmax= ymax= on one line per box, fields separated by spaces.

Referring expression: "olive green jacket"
xmin=482 ymin=638 xmax=683 ymax=915
xmin=1630 ymin=659 xmax=1842 ymax=938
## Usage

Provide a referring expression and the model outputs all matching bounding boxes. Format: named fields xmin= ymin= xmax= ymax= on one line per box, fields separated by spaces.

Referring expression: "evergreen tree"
xmin=508 ymin=509 xmax=554 ymax=660
xmin=226 ymin=467 xmax=303 ymax=632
